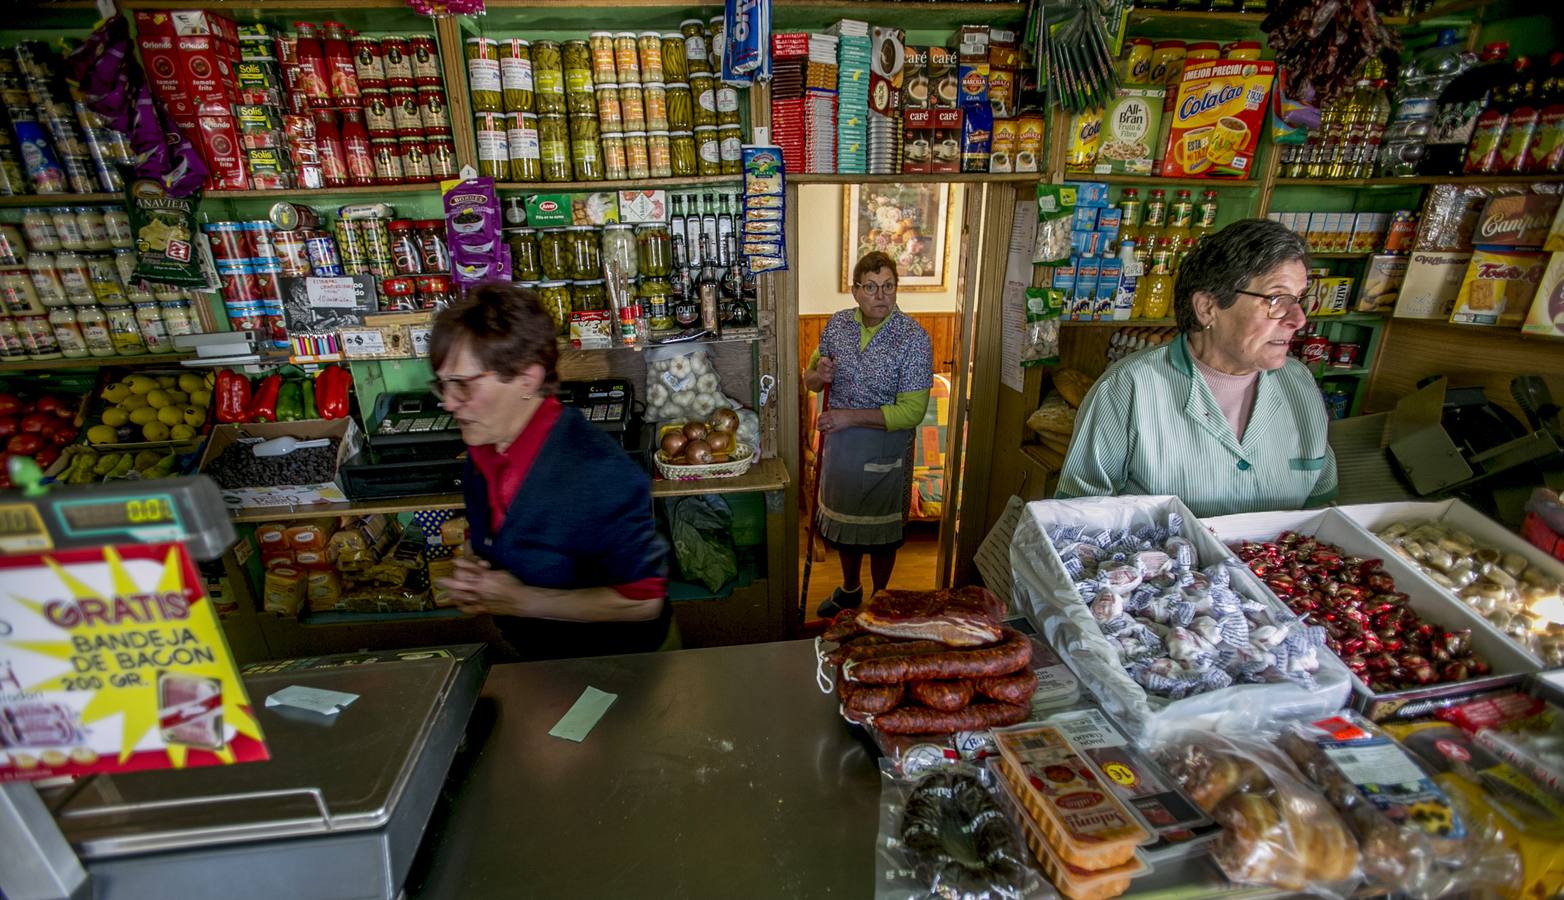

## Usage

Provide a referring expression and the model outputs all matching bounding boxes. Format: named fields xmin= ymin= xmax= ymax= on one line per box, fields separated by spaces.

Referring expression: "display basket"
xmin=655 ymin=442 xmax=754 ymax=481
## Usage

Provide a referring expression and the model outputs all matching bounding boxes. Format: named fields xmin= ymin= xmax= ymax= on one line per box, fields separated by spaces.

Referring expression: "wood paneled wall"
xmin=796 ymin=311 xmax=960 ymax=379
xmin=1365 ymin=319 xmax=1564 ymax=423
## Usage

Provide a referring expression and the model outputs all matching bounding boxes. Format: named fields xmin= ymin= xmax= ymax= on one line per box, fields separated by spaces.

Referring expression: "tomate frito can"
xmin=271 ymin=229 xmax=311 ymax=276
xmin=202 ymin=222 xmax=251 ymax=262
xmin=334 ymin=218 xmax=368 ymax=275
xmin=361 ymin=217 xmax=393 ymax=276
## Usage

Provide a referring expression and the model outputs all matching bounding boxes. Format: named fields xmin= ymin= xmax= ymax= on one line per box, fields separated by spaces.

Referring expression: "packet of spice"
xmin=127 ymin=177 xmax=207 ymax=286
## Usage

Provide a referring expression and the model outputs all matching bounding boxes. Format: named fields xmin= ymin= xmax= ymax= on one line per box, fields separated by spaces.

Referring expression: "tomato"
xmin=35 ymin=394 xmax=61 ymax=414
xmin=36 ymin=418 xmax=59 ymax=440
xmin=20 ymin=413 xmax=51 ymax=434
xmin=7 ymin=433 xmax=42 ymax=455
xmin=55 ymin=402 xmax=76 ymax=419
xmin=51 ymin=425 xmax=77 ymax=445
xmin=34 ymin=445 xmax=60 ymax=470
xmin=0 ymin=416 xmax=18 ymax=438
xmin=0 ymin=394 xmax=21 ymax=417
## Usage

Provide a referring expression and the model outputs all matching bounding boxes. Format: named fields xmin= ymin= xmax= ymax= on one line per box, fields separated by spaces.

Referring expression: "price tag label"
xmin=307 ymin=277 xmax=360 ymax=308
xmin=340 ymin=329 xmax=387 ymax=359
xmin=409 ymin=327 xmax=432 ymax=357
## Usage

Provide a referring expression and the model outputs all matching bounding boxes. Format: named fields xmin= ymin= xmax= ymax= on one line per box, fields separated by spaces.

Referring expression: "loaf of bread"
xmin=1026 ymin=392 xmax=1077 ymax=438
xmin=1053 ymin=368 xmax=1094 ymax=408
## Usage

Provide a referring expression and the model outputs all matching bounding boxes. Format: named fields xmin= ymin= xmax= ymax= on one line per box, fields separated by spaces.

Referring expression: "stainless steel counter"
xmin=409 ymin=640 xmax=881 ymax=899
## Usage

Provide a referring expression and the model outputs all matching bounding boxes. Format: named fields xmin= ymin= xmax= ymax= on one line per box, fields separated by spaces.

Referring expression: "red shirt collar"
xmin=469 ymin=396 xmax=564 ymax=530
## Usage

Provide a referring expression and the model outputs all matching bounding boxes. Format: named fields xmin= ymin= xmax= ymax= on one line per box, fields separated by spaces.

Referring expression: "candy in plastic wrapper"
xmin=1020 ymin=287 xmax=1062 ymax=368
xmin=1032 ymin=183 xmax=1074 ymax=265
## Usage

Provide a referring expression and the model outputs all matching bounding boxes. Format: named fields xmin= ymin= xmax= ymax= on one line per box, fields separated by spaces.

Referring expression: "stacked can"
xmin=204 ymin=221 xmax=287 ymax=347
xmin=0 ymin=42 xmax=132 ymax=195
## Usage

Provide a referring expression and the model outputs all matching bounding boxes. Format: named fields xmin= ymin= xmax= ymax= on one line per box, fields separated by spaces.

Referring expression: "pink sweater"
xmin=1192 ymin=355 xmax=1260 ymax=442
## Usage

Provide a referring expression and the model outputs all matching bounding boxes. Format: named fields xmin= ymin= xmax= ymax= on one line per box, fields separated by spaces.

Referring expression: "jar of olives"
xmin=600 ymin=223 xmax=637 ymax=280
xmin=537 ymin=113 xmax=571 ymax=182
xmin=694 ymin=125 xmax=721 ymax=176
xmin=506 ymin=227 xmax=541 ymax=281
xmin=566 ymin=225 xmax=601 ymax=279
xmin=571 ymin=278 xmax=607 ymax=312
xmin=635 ymin=224 xmax=671 ymax=277
xmin=689 ymin=73 xmax=717 ymax=128
xmin=669 ymin=130 xmax=698 ymax=177
xmin=532 ymin=40 xmax=566 ymax=115
xmin=538 ymin=228 xmax=572 ymax=279
xmin=537 ymin=280 xmax=572 ymax=334
xmin=639 ymin=276 xmax=675 ymax=331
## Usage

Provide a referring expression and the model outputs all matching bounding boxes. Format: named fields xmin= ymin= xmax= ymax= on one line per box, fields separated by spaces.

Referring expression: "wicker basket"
xmin=655 ymin=442 xmax=755 ymax=481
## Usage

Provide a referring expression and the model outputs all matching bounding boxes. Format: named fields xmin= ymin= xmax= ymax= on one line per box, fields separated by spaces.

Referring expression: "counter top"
xmin=409 ymin=639 xmax=879 ymax=899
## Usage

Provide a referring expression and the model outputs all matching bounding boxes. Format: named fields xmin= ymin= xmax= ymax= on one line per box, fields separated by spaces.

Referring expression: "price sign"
xmin=409 ymin=326 xmax=432 ymax=357
xmin=340 ymin=328 xmax=388 ymax=359
xmin=0 ymin=542 xmax=267 ymax=781
xmin=306 ymin=277 xmax=361 ymax=308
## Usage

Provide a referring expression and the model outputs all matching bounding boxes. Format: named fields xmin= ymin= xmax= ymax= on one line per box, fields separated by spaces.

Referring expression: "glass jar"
xmin=624 ymin=131 xmax=651 ymax=179
xmin=49 ymin=307 xmax=88 ymax=358
xmin=50 ymin=208 xmax=85 ymax=251
xmin=500 ymin=38 xmax=534 ymax=114
xmin=507 ymin=111 xmax=541 ymax=182
xmin=572 ymin=278 xmax=607 ymax=311
xmin=531 ymin=40 xmax=566 ymax=115
xmin=538 ymin=113 xmax=571 ymax=182
xmin=416 ymin=219 xmax=450 ymax=273
xmin=588 ymin=32 xmax=617 ymax=84
xmin=618 ymin=83 xmax=646 ymax=133
xmin=135 ymin=300 xmax=171 ymax=354
xmin=18 ymin=314 xmax=61 ymax=359
xmin=647 ymin=130 xmax=673 ymax=177
xmin=600 ymin=132 xmax=628 ymax=180
xmin=665 ymin=82 xmax=694 ymax=130
xmin=638 ymin=32 xmax=664 ymax=82
xmin=600 ymin=224 xmax=637 ymax=279
xmin=76 ymin=305 xmax=115 ymax=355
xmin=0 ymin=269 xmax=42 ymax=316
xmin=21 ymin=209 xmax=59 ymax=251
xmin=669 ymin=130 xmax=698 ymax=177
xmin=76 ymin=207 xmax=110 ymax=250
xmin=538 ymin=228 xmax=572 ymax=279
xmin=371 ymin=137 xmax=405 ymax=184
xmin=569 ymin=117 xmax=603 ymax=181
xmin=718 ymin=124 xmax=743 ymax=174
xmin=595 ymin=83 xmax=623 ymax=131
xmin=562 ymin=40 xmax=596 ymax=116
xmin=689 ymin=73 xmax=717 ymax=128
xmin=566 ymin=225 xmax=601 ymax=279
xmin=475 ymin=112 xmax=509 ymax=179
xmin=0 ymin=315 xmax=24 ymax=359
xmin=639 ymin=277 xmax=675 ymax=331
xmin=507 ymin=227 xmax=542 ymax=280
xmin=160 ymin=298 xmax=198 ymax=337
xmin=389 ymin=220 xmax=422 ymax=275
xmin=103 ymin=207 xmax=133 ymax=248
xmin=661 ymin=33 xmax=688 ymax=83
xmin=105 ymin=304 xmax=144 ymax=355
xmin=642 ymin=82 xmax=669 ymax=132
xmin=636 ymin=224 xmax=671 ymax=277
xmin=27 ymin=252 xmax=65 ymax=306
xmin=694 ymin=125 xmax=721 ymax=175
xmin=466 ymin=37 xmax=502 ymax=113
xmin=680 ymin=20 xmax=709 ymax=74
xmin=0 ymin=224 xmax=24 ymax=266
xmin=53 ymin=250 xmax=92 ymax=305
xmin=716 ymin=83 xmax=741 ymax=126
xmin=537 ymin=279 xmax=572 ymax=334
xmin=85 ymin=252 xmax=127 ymax=306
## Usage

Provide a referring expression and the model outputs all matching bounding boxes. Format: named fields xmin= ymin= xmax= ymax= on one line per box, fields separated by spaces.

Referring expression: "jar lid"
xmin=516 ymin=280 xmax=542 ymax=287
xmin=601 ymin=131 xmax=625 ymax=139
xmin=615 ymin=31 xmax=637 ymax=38
xmin=538 ymin=279 xmax=571 ymax=287
xmin=625 ymin=130 xmax=649 ymax=137
xmin=635 ymin=222 xmax=668 ymax=229
xmin=595 ymin=83 xmax=620 ymax=92
xmin=502 ymin=38 xmax=531 ymax=46
xmin=679 ymin=19 xmax=704 ymax=28
xmin=694 ymin=125 xmax=718 ymax=132
xmin=646 ymin=130 xmax=668 ymax=137
xmin=409 ymin=34 xmax=435 ymax=42
xmin=466 ymin=37 xmax=498 ymax=45
xmin=642 ymin=81 xmax=666 ymax=90
xmin=415 ymin=219 xmax=444 ymax=228
xmin=566 ymin=224 xmax=596 ymax=231
xmin=617 ymin=81 xmax=642 ymax=90
xmin=574 ymin=278 xmax=605 ymax=285
xmin=589 ymin=31 xmax=613 ymax=38
xmin=389 ymin=219 xmax=416 ymax=228
xmin=511 ymin=226 xmax=537 ymax=234
xmin=666 ymin=81 xmax=690 ymax=89
xmin=662 ymin=32 xmax=682 ymax=40
xmin=604 ymin=223 xmax=634 ymax=230
xmin=639 ymin=31 xmax=661 ymax=38
xmin=670 ymin=130 xmax=695 ymax=137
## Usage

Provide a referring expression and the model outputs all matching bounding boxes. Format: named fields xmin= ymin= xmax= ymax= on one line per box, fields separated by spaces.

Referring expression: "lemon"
xmin=178 ymin=373 xmax=204 ymax=393
xmin=86 ymin=424 xmax=118 ymax=445
xmin=181 ymin=405 xmax=206 ymax=427
xmin=134 ymin=449 xmax=162 ymax=469
xmin=101 ymin=383 xmax=131 ymax=404
xmin=156 ymin=376 xmax=176 ymax=389
xmin=145 ymin=389 xmax=171 ymax=409
xmin=120 ymin=394 xmax=148 ymax=411
xmin=189 ymin=389 xmax=212 ymax=409
xmin=170 ymin=424 xmax=196 ymax=441
xmin=126 ymin=375 xmax=157 ymax=395
xmin=165 ymin=389 xmax=188 ymax=405
xmin=101 ymin=407 xmax=129 ymax=427
xmin=129 ymin=407 xmax=159 ymax=426
xmin=157 ymin=406 xmax=184 ymax=427
xmin=141 ymin=422 xmax=170 ymax=442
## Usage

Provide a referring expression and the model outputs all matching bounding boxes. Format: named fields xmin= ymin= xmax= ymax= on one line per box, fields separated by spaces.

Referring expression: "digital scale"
xmin=0 ymin=469 xmax=488 ymax=900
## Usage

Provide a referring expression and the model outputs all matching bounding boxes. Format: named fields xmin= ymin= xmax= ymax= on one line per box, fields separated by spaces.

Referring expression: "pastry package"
xmin=1281 ymin=711 xmax=1504 ymax=899
xmin=1155 ymin=730 xmax=1360 ymax=896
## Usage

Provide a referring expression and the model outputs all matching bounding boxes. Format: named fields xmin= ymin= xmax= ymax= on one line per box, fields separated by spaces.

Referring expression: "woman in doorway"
xmin=804 ymin=251 xmax=934 ymax=617
xmin=431 ymin=281 xmax=673 ymax=659
xmin=1057 ymin=218 xmax=1337 ymax=517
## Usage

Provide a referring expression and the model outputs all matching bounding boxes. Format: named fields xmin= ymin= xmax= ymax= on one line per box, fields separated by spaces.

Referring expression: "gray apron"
xmin=815 ymin=423 xmax=914 ymax=549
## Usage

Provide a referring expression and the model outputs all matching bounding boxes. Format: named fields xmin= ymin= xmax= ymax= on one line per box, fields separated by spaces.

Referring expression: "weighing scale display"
xmin=0 ymin=477 xmax=235 ymax=562
xmin=57 ymin=495 xmax=179 ymax=534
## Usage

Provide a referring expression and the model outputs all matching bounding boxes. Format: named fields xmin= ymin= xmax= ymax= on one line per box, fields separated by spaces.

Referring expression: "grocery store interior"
xmin=1 ymin=0 xmax=1563 ymax=897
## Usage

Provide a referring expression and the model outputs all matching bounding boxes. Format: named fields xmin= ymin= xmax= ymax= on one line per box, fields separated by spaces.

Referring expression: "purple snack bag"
xmin=444 ymin=176 xmax=510 ymax=290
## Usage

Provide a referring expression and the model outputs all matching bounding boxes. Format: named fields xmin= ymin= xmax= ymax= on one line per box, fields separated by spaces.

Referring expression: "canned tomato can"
xmin=334 ymin=218 xmax=368 ymax=274
xmin=203 ymin=222 xmax=251 ymax=262
xmin=304 ymin=232 xmax=344 ymax=276
xmin=271 ymin=229 xmax=311 ymax=276
xmin=250 ymin=220 xmax=279 ymax=262
xmin=269 ymin=200 xmax=319 ymax=232
xmin=1331 ymin=342 xmax=1362 ymax=368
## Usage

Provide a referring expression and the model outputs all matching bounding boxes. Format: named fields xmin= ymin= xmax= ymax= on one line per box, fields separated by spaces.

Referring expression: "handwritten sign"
xmin=0 ymin=542 xmax=266 ymax=780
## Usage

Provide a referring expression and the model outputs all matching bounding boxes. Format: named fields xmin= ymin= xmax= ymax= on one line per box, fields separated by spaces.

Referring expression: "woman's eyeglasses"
xmin=429 ymin=371 xmax=493 ymax=401
xmin=1235 ymin=287 xmax=1314 ymax=319
xmin=855 ymin=282 xmax=897 ymax=297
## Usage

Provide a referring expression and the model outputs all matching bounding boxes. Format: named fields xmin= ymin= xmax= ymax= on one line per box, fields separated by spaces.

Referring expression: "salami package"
xmin=443 ymin=176 xmax=510 ymax=291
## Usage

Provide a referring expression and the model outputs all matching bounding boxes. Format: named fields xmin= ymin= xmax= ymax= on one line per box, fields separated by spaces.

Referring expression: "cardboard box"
xmin=903 ymin=107 xmax=933 ymax=174
xmin=1015 ymin=114 xmax=1043 ymax=173
xmin=1094 ymin=258 xmax=1121 ymax=320
xmin=1449 ymin=248 xmax=1548 ymax=326
xmin=1473 ymin=193 xmax=1563 ymax=248
xmin=1073 ymin=256 xmax=1099 ymax=319
xmin=198 ymin=418 xmax=363 ymax=509
xmin=932 ymin=107 xmax=962 ymax=174
xmin=1094 ymin=87 xmax=1164 ymax=175
xmin=339 ymin=311 xmax=434 ymax=360
xmin=1394 ymin=250 xmax=1472 ymax=319
xmin=1522 ymin=251 xmax=1564 ymax=338
xmin=1545 ymin=202 xmax=1564 ymax=252
xmin=1350 ymin=212 xmax=1388 ymax=254
xmin=1309 ymin=276 xmax=1353 ymax=316
xmin=1357 ymin=254 xmax=1408 ymax=312
xmin=928 ymin=47 xmax=959 ymax=109
xmin=1063 ymin=180 xmax=1110 ymax=209
xmin=1159 ymin=60 xmax=1275 ymax=179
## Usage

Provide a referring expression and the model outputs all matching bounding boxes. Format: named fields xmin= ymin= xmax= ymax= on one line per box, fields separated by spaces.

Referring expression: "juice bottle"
xmin=1144 ymin=189 xmax=1167 ymax=228
xmin=1141 ymin=239 xmax=1176 ymax=319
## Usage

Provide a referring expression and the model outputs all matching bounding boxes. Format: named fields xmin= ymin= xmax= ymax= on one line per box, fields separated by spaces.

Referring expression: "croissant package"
xmin=1154 ymin=731 xmax=1360 ymax=896
xmin=1281 ymin=712 xmax=1520 ymax=900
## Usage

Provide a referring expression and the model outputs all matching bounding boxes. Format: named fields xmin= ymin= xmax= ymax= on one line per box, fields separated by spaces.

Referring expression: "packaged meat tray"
xmin=1009 ymin=496 xmax=1352 ymax=741
xmin=1205 ymin=507 xmax=1540 ymax=721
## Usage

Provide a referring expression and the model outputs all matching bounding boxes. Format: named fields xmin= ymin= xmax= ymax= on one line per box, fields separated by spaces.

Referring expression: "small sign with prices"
xmin=0 ymin=542 xmax=267 ymax=781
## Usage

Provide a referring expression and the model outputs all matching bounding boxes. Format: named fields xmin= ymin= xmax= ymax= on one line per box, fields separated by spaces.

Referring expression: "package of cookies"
xmin=991 ymin=724 xmax=1150 ymax=871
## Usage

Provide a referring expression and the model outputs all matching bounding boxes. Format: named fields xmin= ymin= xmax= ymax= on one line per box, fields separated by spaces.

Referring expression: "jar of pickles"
xmin=661 ymin=33 xmax=688 ymax=82
xmin=624 ymin=131 xmax=651 ymax=179
xmin=532 ymin=40 xmax=566 ymax=115
xmin=538 ymin=113 xmax=571 ymax=182
xmin=572 ymin=278 xmax=607 ymax=312
xmin=636 ymin=224 xmax=671 ymax=276
xmin=647 ymin=130 xmax=673 ymax=177
xmin=537 ymin=280 xmax=572 ymax=334
xmin=618 ymin=83 xmax=646 ymax=133
xmin=570 ymin=116 xmax=603 ymax=181
xmin=466 ymin=37 xmax=502 ymax=112
xmin=562 ymin=40 xmax=595 ymax=116
xmin=689 ymin=73 xmax=717 ymax=127
xmin=595 ymin=83 xmax=622 ymax=131
xmin=639 ymin=277 xmax=675 ymax=331
xmin=507 ymin=227 xmax=542 ymax=280
xmin=669 ymin=130 xmax=698 ymax=177
xmin=642 ymin=82 xmax=669 ymax=131
xmin=665 ymin=82 xmax=694 ymax=130
xmin=538 ymin=228 xmax=572 ymax=279
xmin=601 ymin=132 xmax=628 ymax=180
xmin=475 ymin=112 xmax=509 ymax=178
xmin=500 ymin=39 xmax=534 ymax=113
xmin=587 ymin=33 xmax=617 ymax=84
xmin=694 ymin=125 xmax=721 ymax=176
xmin=566 ymin=225 xmax=601 ymax=279
xmin=600 ymin=224 xmax=637 ymax=279
xmin=637 ymin=32 xmax=663 ymax=81
xmin=506 ymin=112 xmax=541 ymax=181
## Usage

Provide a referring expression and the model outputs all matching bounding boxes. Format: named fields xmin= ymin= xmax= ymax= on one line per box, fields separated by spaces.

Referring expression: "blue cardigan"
xmin=464 ymin=405 xmax=671 ymax=660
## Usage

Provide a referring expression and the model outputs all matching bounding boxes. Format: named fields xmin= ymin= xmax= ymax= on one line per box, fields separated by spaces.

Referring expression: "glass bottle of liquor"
xmin=1497 ymin=57 xmax=1545 ymax=173
xmin=1422 ymin=42 xmax=1510 ymax=175
xmin=696 ymin=233 xmax=721 ymax=334
xmin=1465 ymin=56 xmax=1531 ymax=174
xmin=1525 ymin=51 xmax=1564 ymax=173
xmin=717 ymin=194 xmax=736 ymax=267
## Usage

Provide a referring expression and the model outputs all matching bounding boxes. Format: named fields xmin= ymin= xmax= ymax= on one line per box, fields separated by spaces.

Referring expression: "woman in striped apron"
xmin=804 ymin=251 xmax=933 ymax=617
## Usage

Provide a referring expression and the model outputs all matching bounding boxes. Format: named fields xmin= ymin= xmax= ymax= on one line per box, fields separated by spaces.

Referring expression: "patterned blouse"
xmin=816 ymin=308 xmax=933 ymax=410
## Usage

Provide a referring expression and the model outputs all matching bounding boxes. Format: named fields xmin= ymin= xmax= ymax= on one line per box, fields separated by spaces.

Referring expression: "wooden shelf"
xmin=652 ymin=456 xmax=790 ymax=497
xmin=1019 ymin=443 xmax=1061 ymax=475
xmin=1382 ymin=0 xmax=1497 ymax=26
xmin=1388 ymin=317 xmax=1563 ymax=343
xmin=0 ymin=352 xmax=196 ymax=373
xmin=789 ymin=172 xmax=1040 ymax=184
xmin=1275 ymin=174 xmax=1564 ymax=188
xmin=557 ymin=331 xmax=765 ymax=354
xmin=1065 ymin=173 xmax=1260 ymax=188
xmin=1313 ymin=366 xmax=1373 ymax=378
xmin=1310 ymin=252 xmax=1375 ymax=259
xmin=496 ymin=175 xmax=742 ymax=192
xmin=0 ymin=193 xmax=120 ymax=208
xmin=209 ymin=184 xmax=440 ymax=200
xmin=1061 ymin=318 xmax=1177 ymax=327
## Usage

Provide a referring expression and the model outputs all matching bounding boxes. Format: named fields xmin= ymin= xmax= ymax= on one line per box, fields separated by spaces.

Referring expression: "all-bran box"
xmin=1160 ymin=60 xmax=1275 ymax=178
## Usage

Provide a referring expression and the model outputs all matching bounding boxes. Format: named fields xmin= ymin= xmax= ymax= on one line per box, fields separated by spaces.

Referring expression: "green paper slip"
xmin=548 ymin=686 xmax=618 ymax=742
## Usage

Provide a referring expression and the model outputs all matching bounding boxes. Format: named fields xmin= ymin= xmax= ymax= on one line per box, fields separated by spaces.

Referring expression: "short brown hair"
xmin=430 ymin=281 xmax=560 ymax=394
xmin=852 ymin=251 xmax=897 ymax=287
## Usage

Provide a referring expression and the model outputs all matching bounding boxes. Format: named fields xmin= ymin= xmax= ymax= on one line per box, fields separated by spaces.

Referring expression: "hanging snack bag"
xmin=127 ymin=178 xmax=205 ymax=286
xmin=1021 ymin=286 xmax=1062 ymax=367
xmin=1033 ymin=183 xmax=1074 ymax=265
xmin=443 ymin=174 xmax=510 ymax=290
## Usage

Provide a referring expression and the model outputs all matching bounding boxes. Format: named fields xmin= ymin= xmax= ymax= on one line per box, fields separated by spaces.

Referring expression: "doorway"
xmin=793 ymin=181 xmax=970 ymax=620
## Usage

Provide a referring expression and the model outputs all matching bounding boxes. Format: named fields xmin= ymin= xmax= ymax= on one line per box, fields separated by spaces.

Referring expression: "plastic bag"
xmin=1279 ymin=710 xmax=1517 ymax=899
xmin=645 ymin=344 xmax=729 ymax=424
xmin=1031 ymin=185 xmax=1073 ymax=266
xmin=668 ymin=495 xmax=737 ymax=592
xmin=125 ymin=178 xmax=205 ymax=286
xmin=1020 ymin=288 xmax=1062 ymax=368
xmin=1008 ymin=495 xmax=1352 ymax=742
xmin=1154 ymin=730 xmax=1362 ymax=897
xmin=874 ymin=760 xmax=1049 ymax=900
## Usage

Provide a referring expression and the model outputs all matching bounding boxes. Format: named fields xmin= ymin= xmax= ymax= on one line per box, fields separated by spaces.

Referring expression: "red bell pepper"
xmin=248 ymin=374 xmax=282 ymax=423
xmin=316 ymin=365 xmax=351 ymax=420
xmin=214 ymin=370 xmax=251 ymax=424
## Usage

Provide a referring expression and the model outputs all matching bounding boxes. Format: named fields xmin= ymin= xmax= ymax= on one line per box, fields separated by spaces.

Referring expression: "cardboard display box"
xmin=198 ymin=418 xmax=362 ymax=509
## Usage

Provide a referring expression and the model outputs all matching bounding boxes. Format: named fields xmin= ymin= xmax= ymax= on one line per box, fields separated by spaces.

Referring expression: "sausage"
xmin=840 ymin=681 xmax=904 ymax=714
xmin=909 ymin=679 xmax=976 ymax=712
xmin=871 ymin=701 xmax=1030 ymax=735
xmin=822 ymin=609 xmax=864 ymax=643
xmin=901 ymin=771 xmax=1027 ymax=898
xmin=839 ymin=638 xmax=952 ymax=665
xmin=843 ymin=629 xmax=1032 ymax=684
xmin=977 ymin=668 xmax=1038 ymax=705
xmin=823 ymin=634 xmax=901 ymax=666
